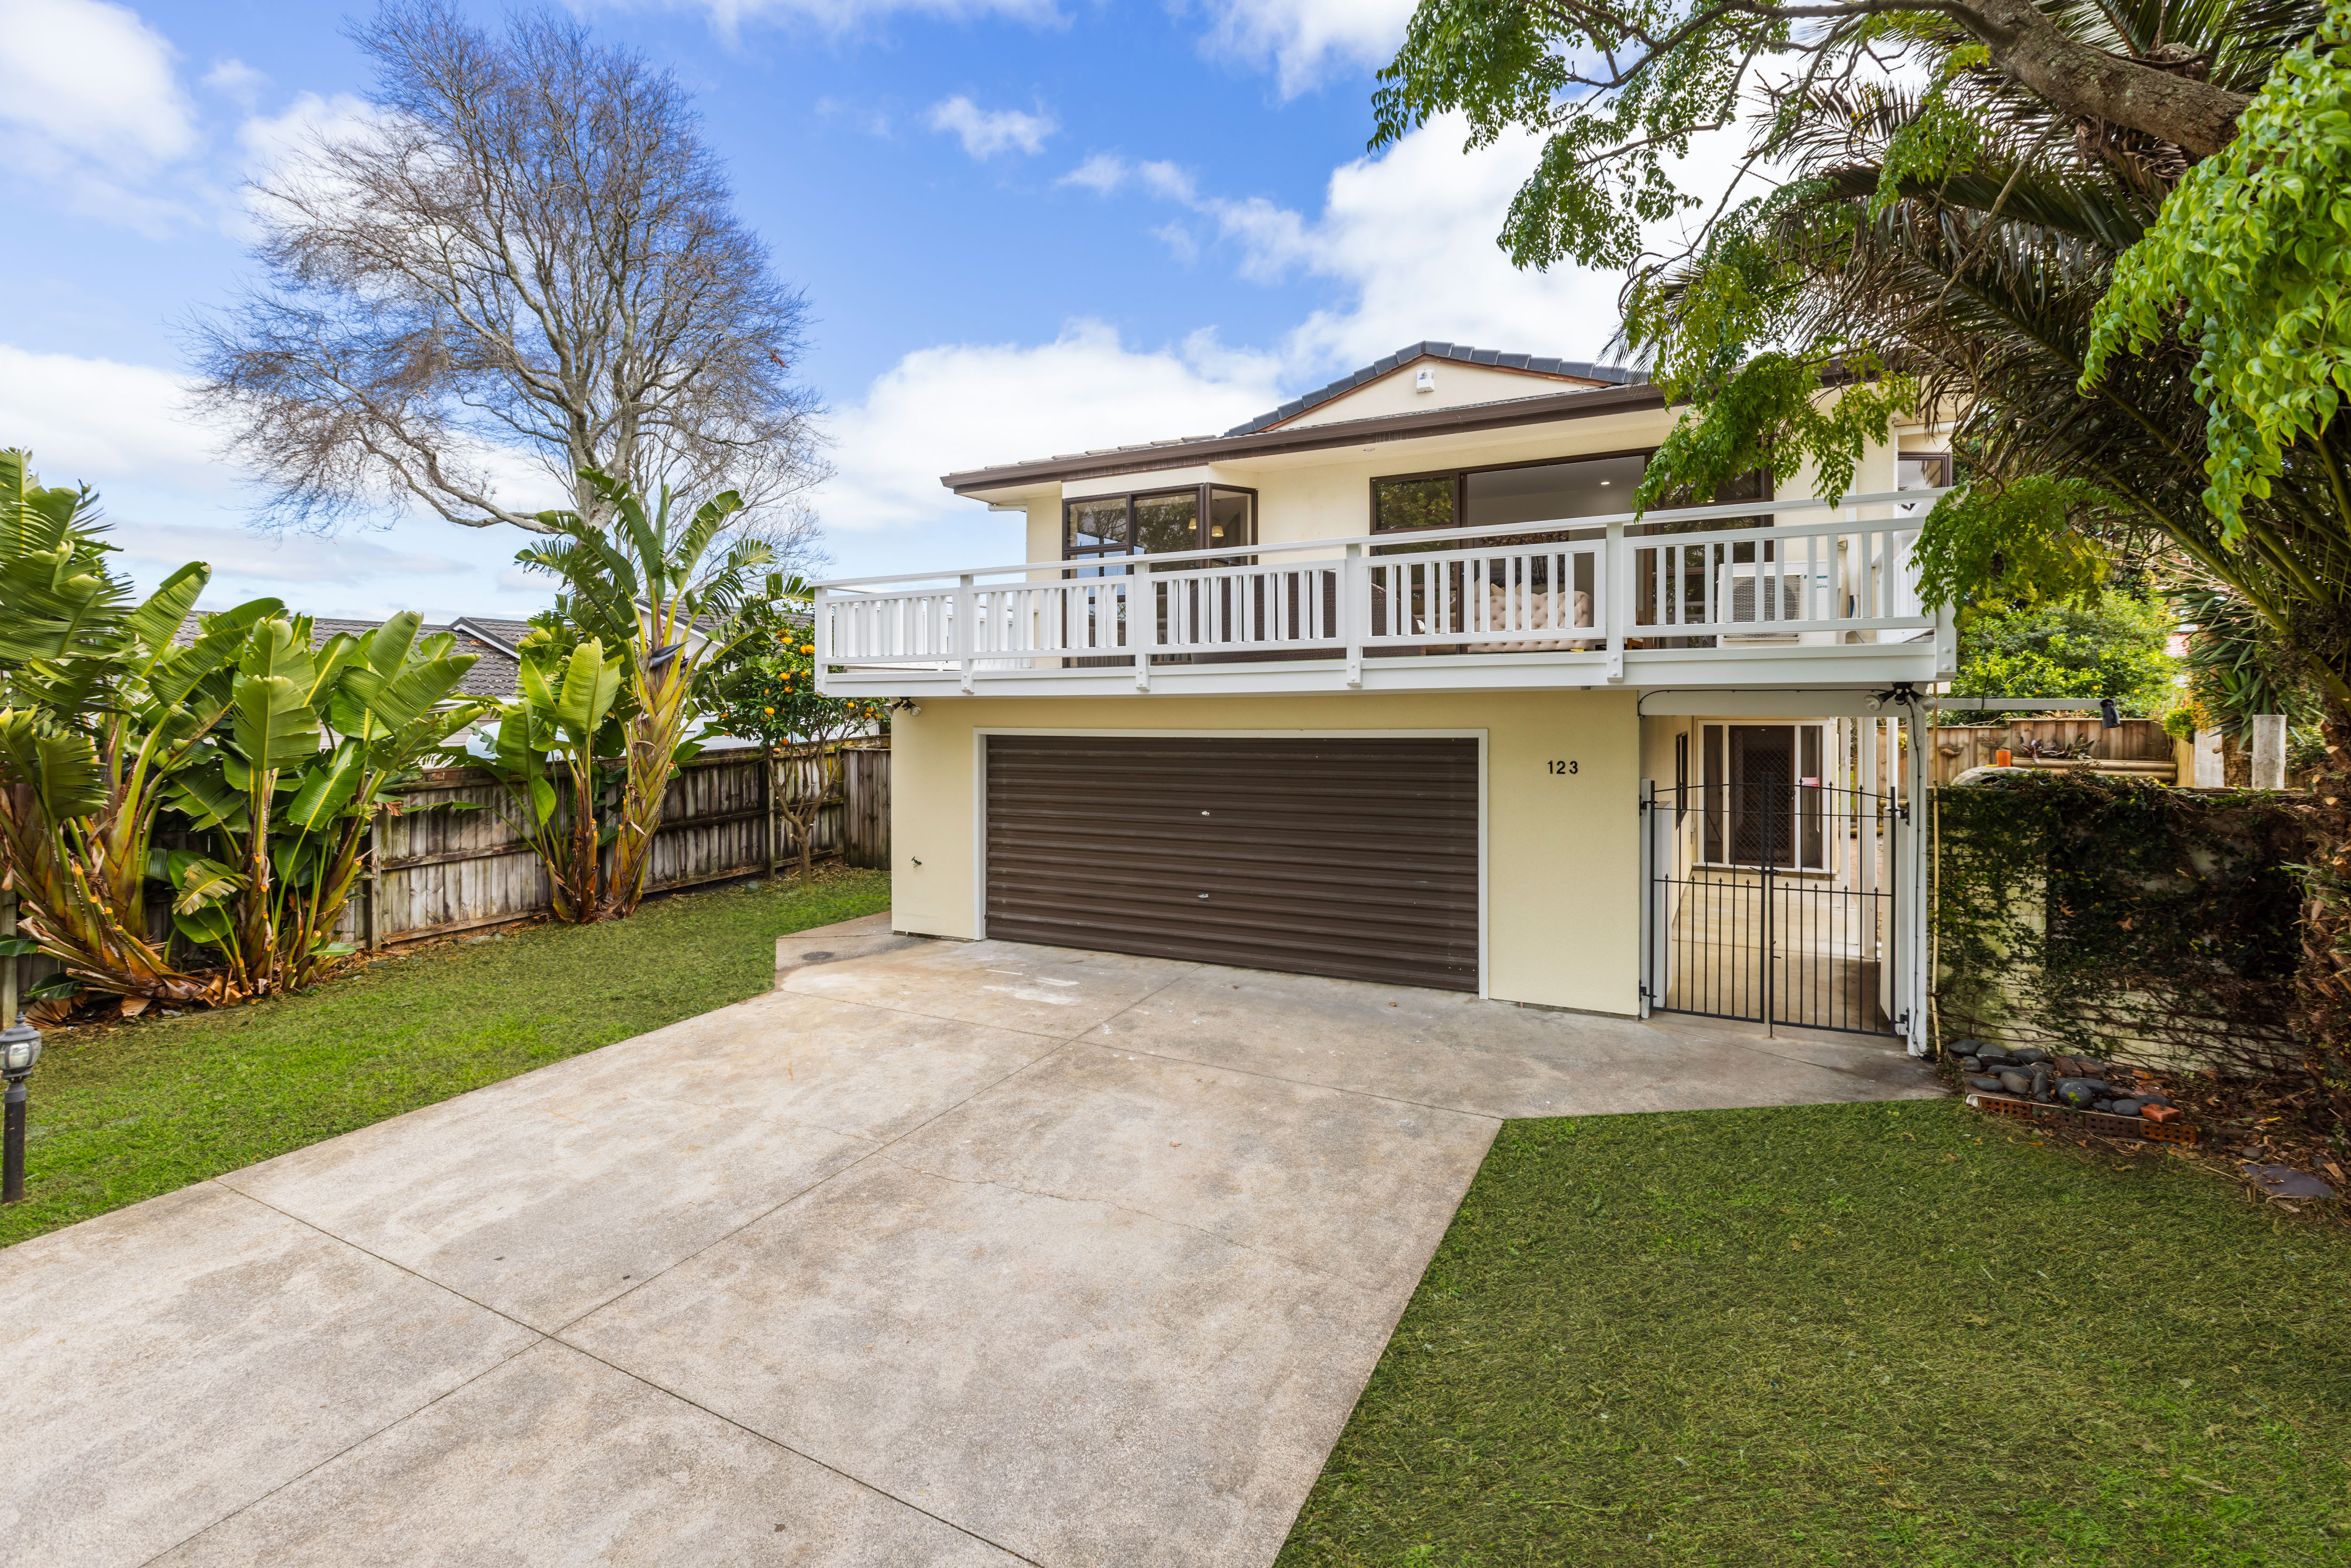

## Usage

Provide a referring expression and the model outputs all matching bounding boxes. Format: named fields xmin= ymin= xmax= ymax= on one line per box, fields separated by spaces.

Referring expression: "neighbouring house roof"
xmin=939 ymin=342 xmax=1655 ymax=497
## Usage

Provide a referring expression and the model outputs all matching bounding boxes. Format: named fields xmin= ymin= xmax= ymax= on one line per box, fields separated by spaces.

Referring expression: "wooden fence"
xmin=354 ymin=740 xmax=891 ymax=946
xmin=9 ymin=742 xmax=890 ymax=991
xmin=1931 ymin=717 xmax=2177 ymax=785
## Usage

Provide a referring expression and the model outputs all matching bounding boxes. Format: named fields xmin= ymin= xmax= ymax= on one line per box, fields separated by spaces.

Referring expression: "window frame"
xmin=1897 ymin=452 xmax=1953 ymax=488
xmin=1061 ymin=482 xmax=1259 ymax=573
xmin=1368 ymin=447 xmax=1771 ymax=540
xmin=1368 ymin=447 xmax=1658 ymax=538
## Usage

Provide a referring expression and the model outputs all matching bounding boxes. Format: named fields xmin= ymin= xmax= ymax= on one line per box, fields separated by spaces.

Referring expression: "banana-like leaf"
xmin=282 ymin=739 xmax=364 ymax=832
xmin=553 ymin=640 xmax=622 ymax=736
xmin=121 ymin=563 xmax=211 ymax=664
xmin=239 ymin=618 xmax=317 ymax=687
xmin=270 ymin=834 xmax=316 ymax=885
xmin=0 ymin=709 xmax=106 ymax=820
xmin=365 ymin=611 xmax=422 ymax=674
xmin=0 ymin=543 xmax=129 ymax=663
xmin=172 ymin=903 xmax=235 ymax=948
xmin=346 ymin=653 xmax=476 ymax=735
xmin=148 ymin=599 xmax=282 ymax=708
xmin=528 ymin=773 xmax=558 ymax=826
xmin=676 ymin=490 xmax=745 ymax=573
xmin=231 ymin=673 xmax=321 ymax=773
xmin=158 ymin=850 xmax=246 ymax=915
xmin=304 ymin=634 xmax=363 ymax=707
xmin=0 ymin=937 xmax=40 ymax=958
xmin=165 ymin=763 xmax=251 ymax=833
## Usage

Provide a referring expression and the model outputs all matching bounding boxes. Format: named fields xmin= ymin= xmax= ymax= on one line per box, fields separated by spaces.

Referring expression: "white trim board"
xmin=971 ymin=726 xmax=1491 ymax=998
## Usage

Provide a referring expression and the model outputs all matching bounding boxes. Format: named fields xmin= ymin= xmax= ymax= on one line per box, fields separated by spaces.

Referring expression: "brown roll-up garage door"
xmin=985 ymin=734 xmax=1480 ymax=991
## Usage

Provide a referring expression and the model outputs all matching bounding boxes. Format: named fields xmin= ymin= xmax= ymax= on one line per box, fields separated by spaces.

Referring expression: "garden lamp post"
xmin=0 ymin=888 xmax=30 ymax=1203
xmin=1 ymin=1017 xmax=37 ymax=1204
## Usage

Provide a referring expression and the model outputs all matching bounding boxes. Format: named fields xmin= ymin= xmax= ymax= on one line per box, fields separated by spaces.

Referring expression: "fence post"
xmin=2252 ymin=713 xmax=2287 ymax=790
xmin=2193 ymin=727 xmax=2225 ymax=788
xmin=363 ymin=816 xmax=382 ymax=951
xmin=765 ymin=748 xmax=780 ymax=876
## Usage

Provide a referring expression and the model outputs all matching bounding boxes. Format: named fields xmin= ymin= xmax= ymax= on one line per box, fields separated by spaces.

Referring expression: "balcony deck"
xmin=814 ymin=490 xmax=1955 ymax=700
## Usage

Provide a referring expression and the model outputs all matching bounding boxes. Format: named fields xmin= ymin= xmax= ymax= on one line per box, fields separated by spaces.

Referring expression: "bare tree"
xmin=191 ymin=1 xmax=826 ymax=543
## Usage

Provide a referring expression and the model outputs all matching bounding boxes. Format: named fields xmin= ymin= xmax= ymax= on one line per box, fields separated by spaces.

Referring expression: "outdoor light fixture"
xmin=2099 ymin=697 xmax=2122 ymax=729
xmin=0 ymin=1017 xmax=41 ymax=1205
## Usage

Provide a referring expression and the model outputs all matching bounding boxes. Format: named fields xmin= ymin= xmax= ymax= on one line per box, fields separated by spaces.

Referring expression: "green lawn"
xmin=0 ymin=868 xmax=889 ymax=1249
xmin=1279 ymin=1101 xmax=2351 ymax=1567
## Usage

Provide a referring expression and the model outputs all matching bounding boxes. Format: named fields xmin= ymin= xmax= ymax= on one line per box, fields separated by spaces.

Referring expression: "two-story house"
xmin=816 ymin=342 xmax=1954 ymax=1050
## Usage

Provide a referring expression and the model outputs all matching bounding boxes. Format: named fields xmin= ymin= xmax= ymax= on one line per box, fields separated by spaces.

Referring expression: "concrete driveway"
xmin=3 ymin=913 xmax=1936 ymax=1567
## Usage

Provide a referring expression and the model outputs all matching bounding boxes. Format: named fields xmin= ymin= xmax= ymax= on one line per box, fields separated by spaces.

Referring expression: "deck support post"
xmin=1603 ymin=517 xmax=1628 ymax=682
xmin=1342 ymin=543 xmax=1365 ymax=689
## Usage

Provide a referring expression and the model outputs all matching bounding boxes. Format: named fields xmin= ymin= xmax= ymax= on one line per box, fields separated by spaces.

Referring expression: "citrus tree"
xmin=706 ymin=612 xmax=888 ymax=880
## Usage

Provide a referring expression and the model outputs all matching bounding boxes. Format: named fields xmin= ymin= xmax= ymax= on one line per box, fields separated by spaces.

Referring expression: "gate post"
xmin=1897 ymin=701 xmax=1933 ymax=1055
xmin=1640 ymin=781 xmax=1669 ymax=1018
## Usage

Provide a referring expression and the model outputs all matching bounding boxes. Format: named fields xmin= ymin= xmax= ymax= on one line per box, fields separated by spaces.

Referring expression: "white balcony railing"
xmin=816 ymin=489 xmax=1950 ymax=692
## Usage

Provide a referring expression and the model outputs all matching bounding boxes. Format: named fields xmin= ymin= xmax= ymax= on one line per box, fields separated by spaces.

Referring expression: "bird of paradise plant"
xmin=496 ymin=470 xmax=777 ymax=919
xmin=0 ymin=449 xmax=491 ymax=1004
xmin=477 ymin=634 xmax=625 ymax=923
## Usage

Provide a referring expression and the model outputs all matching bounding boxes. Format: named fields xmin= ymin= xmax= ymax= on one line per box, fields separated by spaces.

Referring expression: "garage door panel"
xmin=978 ymin=846 xmax=1467 ymax=893
xmin=985 ymin=735 xmax=1480 ymax=992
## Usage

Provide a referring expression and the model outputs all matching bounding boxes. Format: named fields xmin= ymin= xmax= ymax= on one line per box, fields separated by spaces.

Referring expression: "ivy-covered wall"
xmin=1935 ymin=773 xmax=2310 ymax=1073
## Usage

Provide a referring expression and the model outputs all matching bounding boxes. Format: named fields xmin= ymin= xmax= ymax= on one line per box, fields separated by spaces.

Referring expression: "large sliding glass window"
xmin=1062 ymin=485 xmax=1256 ymax=573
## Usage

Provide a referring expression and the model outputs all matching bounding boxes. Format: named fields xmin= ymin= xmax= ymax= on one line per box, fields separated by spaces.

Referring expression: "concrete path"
xmin=3 ymin=914 xmax=1937 ymax=1567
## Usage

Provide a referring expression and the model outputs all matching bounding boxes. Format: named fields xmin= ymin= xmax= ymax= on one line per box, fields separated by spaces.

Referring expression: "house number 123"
xmin=1547 ymin=760 xmax=1578 ymax=775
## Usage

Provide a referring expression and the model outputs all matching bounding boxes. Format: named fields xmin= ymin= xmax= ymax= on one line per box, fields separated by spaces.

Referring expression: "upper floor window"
xmin=1896 ymin=453 xmax=1951 ymax=517
xmin=1373 ymin=452 xmax=1649 ymax=537
xmin=1064 ymin=485 xmax=1256 ymax=573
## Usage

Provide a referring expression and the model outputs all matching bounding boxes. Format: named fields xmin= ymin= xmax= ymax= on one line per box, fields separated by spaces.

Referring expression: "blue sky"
xmin=1 ymin=0 xmax=1721 ymax=622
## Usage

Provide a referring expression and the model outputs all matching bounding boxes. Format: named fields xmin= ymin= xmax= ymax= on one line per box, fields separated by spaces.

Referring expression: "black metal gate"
xmin=1646 ymin=775 xmax=1900 ymax=1035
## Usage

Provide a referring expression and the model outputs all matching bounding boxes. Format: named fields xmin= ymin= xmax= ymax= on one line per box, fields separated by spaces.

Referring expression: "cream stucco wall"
xmin=1282 ymin=361 xmax=1608 ymax=427
xmin=1005 ymin=395 xmax=1942 ymax=564
xmin=1021 ymin=404 xmax=1692 ymax=562
xmin=889 ymin=689 xmax=1644 ymax=1014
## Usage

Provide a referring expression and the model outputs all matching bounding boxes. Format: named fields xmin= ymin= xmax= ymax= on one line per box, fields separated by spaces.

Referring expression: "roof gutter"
xmin=939 ymin=381 xmax=1669 ymax=496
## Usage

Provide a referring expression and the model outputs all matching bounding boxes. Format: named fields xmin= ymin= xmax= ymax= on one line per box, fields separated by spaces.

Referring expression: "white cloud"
xmin=818 ymin=321 xmax=1283 ymax=534
xmin=926 ymin=95 xmax=1056 ymax=158
xmin=202 ymin=57 xmax=268 ymax=109
xmin=1057 ymin=152 xmax=1126 ymax=193
xmin=673 ymin=0 xmax=1063 ymax=27
xmin=1061 ymin=114 xmax=1764 ymax=372
xmin=1152 ymin=221 xmax=1200 ymax=264
xmin=1055 ymin=154 xmax=1196 ymax=201
xmin=0 ymin=340 xmax=574 ymax=619
xmin=230 ymin=90 xmax=391 ymax=238
xmin=1193 ymin=0 xmax=1417 ymax=98
xmin=0 ymin=0 xmax=202 ymax=229
xmin=105 ymin=519 xmax=473 ymax=589
xmin=0 ymin=0 xmax=198 ymax=168
xmin=0 ymin=344 xmax=226 ymax=497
